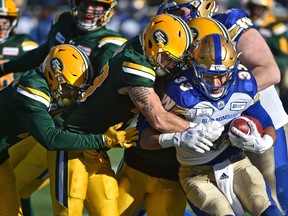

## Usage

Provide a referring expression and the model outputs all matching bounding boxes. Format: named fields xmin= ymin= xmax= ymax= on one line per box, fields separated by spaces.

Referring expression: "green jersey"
xmin=64 ymin=36 xmax=155 ymax=134
xmin=0 ymin=69 xmax=107 ymax=155
xmin=0 ymin=33 xmax=38 ymax=88
xmin=4 ymin=12 xmax=127 ymax=77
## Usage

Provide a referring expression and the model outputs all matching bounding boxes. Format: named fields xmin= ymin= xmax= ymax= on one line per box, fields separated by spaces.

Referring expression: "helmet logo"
xmin=153 ymin=30 xmax=168 ymax=46
xmin=50 ymin=57 xmax=63 ymax=73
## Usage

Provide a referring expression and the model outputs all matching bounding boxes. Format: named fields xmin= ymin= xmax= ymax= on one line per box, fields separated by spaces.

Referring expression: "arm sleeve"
xmin=3 ymin=42 xmax=50 ymax=74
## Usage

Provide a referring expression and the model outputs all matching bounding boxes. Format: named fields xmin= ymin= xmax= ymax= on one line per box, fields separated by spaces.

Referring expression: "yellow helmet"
xmin=42 ymin=44 xmax=94 ymax=106
xmin=187 ymin=17 xmax=230 ymax=43
xmin=71 ymin=0 xmax=116 ymax=31
xmin=157 ymin=0 xmax=218 ymax=21
xmin=141 ymin=13 xmax=193 ymax=77
xmin=192 ymin=34 xmax=238 ymax=100
xmin=0 ymin=0 xmax=19 ymax=40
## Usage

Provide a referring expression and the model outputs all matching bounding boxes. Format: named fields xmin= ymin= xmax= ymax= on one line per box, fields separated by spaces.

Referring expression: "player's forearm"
xmin=148 ymin=111 xmax=189 ymax=133
xmin=237 ymin=29 xmax=280 ymax=91
xmin=129 ymin=86 xmax=190 ymax=133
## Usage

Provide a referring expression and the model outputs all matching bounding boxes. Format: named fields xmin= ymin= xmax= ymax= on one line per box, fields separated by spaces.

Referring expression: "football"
xmin=229 ymin=115 xmax=264 ymax=136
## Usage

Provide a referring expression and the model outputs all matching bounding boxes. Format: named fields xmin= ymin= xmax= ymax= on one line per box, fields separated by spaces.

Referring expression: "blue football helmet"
xmin=192 ymin=34 xmax=239 ymax=101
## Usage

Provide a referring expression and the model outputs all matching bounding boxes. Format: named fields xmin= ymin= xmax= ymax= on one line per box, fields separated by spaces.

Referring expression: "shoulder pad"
xmin=21 ymin=40 xmax=39 ymax=51
xmin=98 ymin=37 xmax=127 ymax=48
xmin=164 ymin=75 xmax=196 ymax=109
xmin=234 ymin=65 xmax=258 ymax=98
xmin=213 ymin=9 xmax=256 ymax=43
xmin=122 ymin=61 xmax=156 ymax=83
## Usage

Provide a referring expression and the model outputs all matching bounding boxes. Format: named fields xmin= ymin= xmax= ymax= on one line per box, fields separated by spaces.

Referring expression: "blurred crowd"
xmin=14 ymin=0 xmax=288 ymax=110
xmin=15 ymin=0 xmax=288 ymax=41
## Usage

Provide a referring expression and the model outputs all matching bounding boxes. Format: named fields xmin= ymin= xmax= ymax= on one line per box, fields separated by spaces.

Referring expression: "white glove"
xmin=228 ymin=120 xmax=273 ymax=154
xmin=159 ymin=127 xmax=213 ymax=153
xmin=192 ymin=121 xmax=224 ymax=142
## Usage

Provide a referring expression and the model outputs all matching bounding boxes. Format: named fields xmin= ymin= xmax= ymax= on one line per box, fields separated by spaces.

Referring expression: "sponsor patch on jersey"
xmin=195 ymin=108 xmax=213 ymax=117
xmin=2 ymin=47 xmax=19 ymax=56
xmin=230 ymin=102 xmax=246 ymax=111
xmin=153 ymin=30 xmax=168 ymax=46
xmin=55 ymin=32 xmax=66 ymax=44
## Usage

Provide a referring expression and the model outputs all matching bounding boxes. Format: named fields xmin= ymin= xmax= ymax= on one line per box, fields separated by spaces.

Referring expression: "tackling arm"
xmin=128 ymin=86 xmax=190 ymax=133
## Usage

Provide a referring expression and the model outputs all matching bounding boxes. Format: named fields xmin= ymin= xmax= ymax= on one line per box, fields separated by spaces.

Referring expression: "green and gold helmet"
xmin=141 ymin=13 xmax=193 ymax=77
xmin=42 ymin=44 xmax=93 ymax=106
xmin=0 ymin=0 xmax=18 ymax=40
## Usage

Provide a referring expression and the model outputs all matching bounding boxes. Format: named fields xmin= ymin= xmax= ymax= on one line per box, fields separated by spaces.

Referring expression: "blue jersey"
xmin=213 ymin=9 xmax=256 ymax=46
xmin=163 ymin=65 xmax=273 ymax=165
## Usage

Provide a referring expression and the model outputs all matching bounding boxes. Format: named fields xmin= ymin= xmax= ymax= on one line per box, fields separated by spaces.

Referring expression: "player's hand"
xmin=228 ymin=120 xmax=273 ymax=154
xmin=159 ymin=126 xmax=214 ymax=153
xmin=104 ymin=122 xmax=139 ymax=148
xmin=192 ymin=121 xmax=224 ymax=142
xmin=174 ymin=127 xmax=214 ymax=153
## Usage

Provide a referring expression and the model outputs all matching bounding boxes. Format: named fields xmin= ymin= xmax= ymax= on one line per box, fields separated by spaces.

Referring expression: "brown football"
xmin=229 ymin=115 xmax=264 ymax=136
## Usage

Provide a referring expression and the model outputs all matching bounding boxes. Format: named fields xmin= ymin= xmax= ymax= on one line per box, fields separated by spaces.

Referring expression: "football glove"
xmin=193 ymin=121 xmax=224 ymax=142
xmin=104 ymin=122 xmax=139 ymax=148
xmin=228 ymin=120 xmax=273 ymax=154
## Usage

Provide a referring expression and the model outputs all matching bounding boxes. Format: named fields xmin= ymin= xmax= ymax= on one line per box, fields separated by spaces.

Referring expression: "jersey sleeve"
xmin=242 ymin=100 xmax=274 ymax=129
xmin=3 ymin=42 xmax=50 ymax=74
xmin=14 ymin=86 xmax=107 ymax=151
xmin=213 ymin=9 xmax=256 ymax=45
xmin=112 ymin=48 xmax=156 ymax=88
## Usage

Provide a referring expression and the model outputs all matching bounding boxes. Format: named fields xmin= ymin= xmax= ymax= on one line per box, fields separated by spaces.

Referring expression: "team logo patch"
xmin=50 ymin=57 xmax=63 ymax=72
xmin=153 ymin=30 xmax=168 ymax=46
xmin=217 ymin=101 xmax=225 ymax=109
xmin=195 ymin=108 xmax=213 ymax=117
xmin=190 ymin=27 xmax=199 ymax=41
xmin=230 ymin=102 xmax=246 ymax=111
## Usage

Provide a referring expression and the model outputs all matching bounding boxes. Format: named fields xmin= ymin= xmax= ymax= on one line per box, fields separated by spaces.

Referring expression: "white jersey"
xmin=259 ymin=86 xmax=288 ymax=129
xmin=163 ymin=66 xmax=274 ymax=166
xmin=214 ymin=9 xmax=288 ymax=129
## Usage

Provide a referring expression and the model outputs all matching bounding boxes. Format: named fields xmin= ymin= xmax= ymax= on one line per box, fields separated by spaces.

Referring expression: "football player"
xmin=60 ymin=13 xmax=195 ymax=216
xmin=122 ymin=0 xmax=287 ymax=215
xmin=141 ymin=33 xmax=282 ymax=216
xmin=0 ymin=44 xmax=137 ymax=215
xmin=116 ymin=16 xmax=232 ymax=216
xmin=0 ymin=0 xmax=128 ymax=214
xmin=246 ymin=0 xmax=288 ymax=212
xmin=0 ymin=0 xmax=38 ymax=89
xmin=0 ymin=0 xmax=40 ymax=214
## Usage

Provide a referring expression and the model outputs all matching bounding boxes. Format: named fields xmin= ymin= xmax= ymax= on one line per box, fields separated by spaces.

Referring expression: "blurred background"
xmin=14 ymin=0 xmax=288 ymax=42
